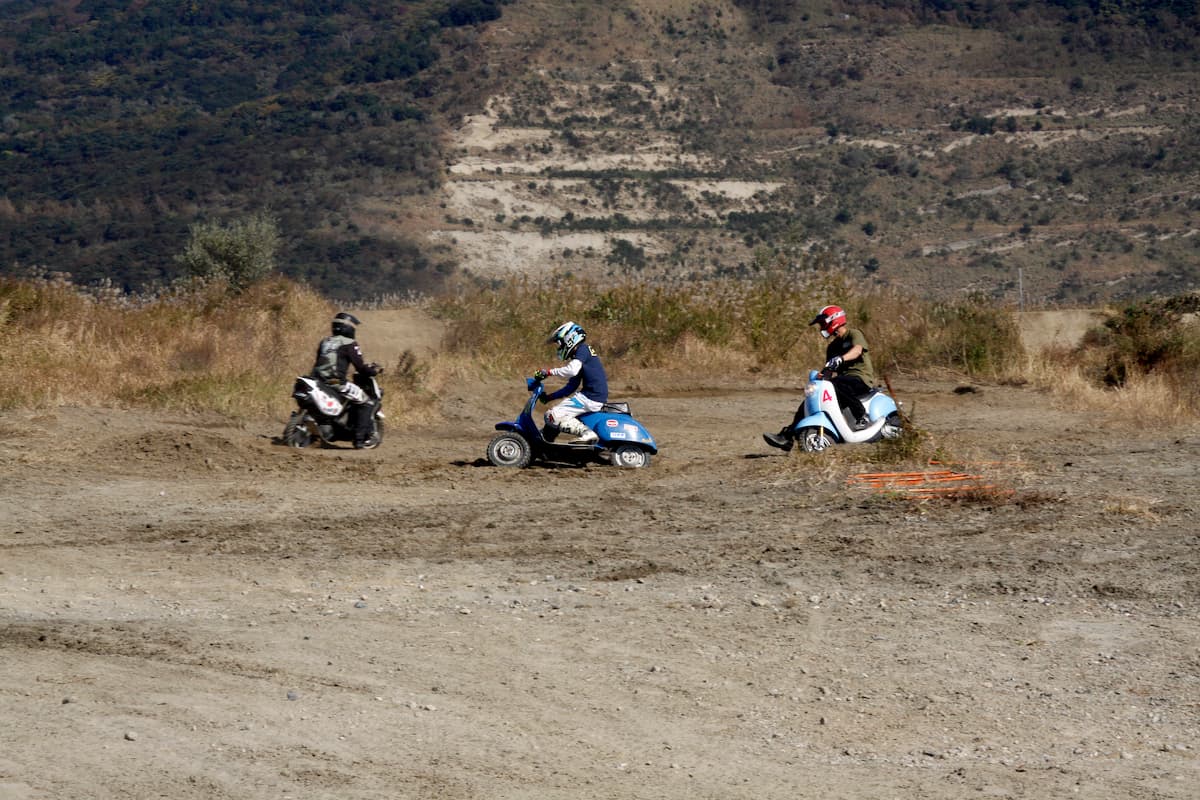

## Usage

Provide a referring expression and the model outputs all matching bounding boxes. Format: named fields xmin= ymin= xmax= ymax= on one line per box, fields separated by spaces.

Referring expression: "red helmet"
xmin=810 ymin=305 xmax=847 ymax=338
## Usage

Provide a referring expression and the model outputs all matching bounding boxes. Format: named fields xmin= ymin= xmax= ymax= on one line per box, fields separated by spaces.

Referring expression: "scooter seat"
xmin=601 ymin=401 xmax=631 ymax=415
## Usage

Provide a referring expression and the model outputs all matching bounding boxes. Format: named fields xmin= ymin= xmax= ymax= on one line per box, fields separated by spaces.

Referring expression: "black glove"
xmin=824 ymin=355 xmax=844 ymax=372
xmin=537 ymin=394 xmax=550 ymax=404
xmin=533 ymin=369 xmax=550 ymax=381
xmin=369 ymin=362 xmax=384 ymax=375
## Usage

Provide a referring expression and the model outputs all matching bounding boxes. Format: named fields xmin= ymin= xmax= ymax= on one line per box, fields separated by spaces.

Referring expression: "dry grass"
xmin=1101 ymin=495 xmax=1164 ymax=522
xmin=432 ymin=273 xmax=1028 ymax=383
xmin=0 ymin=275 xmax=330 ymax=416
xmin=1021 ymin=344 xmax=1199 ymax=427
xmin=3 ymin=274 xmax=1197 ymax=433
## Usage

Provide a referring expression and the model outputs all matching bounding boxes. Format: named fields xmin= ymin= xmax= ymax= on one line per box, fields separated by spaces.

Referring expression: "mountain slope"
xmin=2 ymin=0 xmax=1198 ymax=303
xmin=415 ymin=0 xmax=1200 ymax=304
xmin=0 ymin=0 xmax=501 ymax=298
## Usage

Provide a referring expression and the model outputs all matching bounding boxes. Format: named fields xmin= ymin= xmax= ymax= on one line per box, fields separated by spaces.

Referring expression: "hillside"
xmin=0 ymin=0 xmax=502 ymax=298
xmin=2 ymin=0 xmax=1198 ymax=303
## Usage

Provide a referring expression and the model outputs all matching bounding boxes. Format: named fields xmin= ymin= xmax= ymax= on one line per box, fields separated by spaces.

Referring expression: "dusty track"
xmin=2 ymin=372 xmax=1198 ymax=799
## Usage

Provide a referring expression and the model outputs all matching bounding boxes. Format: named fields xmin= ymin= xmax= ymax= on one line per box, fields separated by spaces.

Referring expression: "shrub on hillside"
xmin=176 ymin=213 xmax=281 ymax=291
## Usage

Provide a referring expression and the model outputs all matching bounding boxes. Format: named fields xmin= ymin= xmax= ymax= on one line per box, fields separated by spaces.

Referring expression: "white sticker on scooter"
xmin=624 ymin=423 xmax=640 ymax=438
xmin=822 ymin=388 xmax=835 ymax=404
xmin=314 ymin=388 xmax=342 ymax=414
xmin=606 ymin=419 xmax=619 ymax=428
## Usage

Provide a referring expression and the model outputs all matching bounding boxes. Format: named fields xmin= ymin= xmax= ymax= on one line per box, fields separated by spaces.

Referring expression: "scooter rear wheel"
xmin=798 ymin=426 xmax=835 ymax=453
xmin=881 ymin=412 xmax=903 ymax=440
xmin=487 ymin=432 xmax=532 ymax=468
xmin=283 ymin=412 xmax=314 ymax=448
xmin=611 ymin=444 xmax=652 ymax=469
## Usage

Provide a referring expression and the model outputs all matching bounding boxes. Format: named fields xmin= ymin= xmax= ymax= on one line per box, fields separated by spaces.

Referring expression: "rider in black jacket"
xmin=311 ymin=312 xmax=382 ymax=449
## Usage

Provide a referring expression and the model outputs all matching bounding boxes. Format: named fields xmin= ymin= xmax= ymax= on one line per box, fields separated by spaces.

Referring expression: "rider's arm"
xmin=548 ymin=357 xmax=582 ymax=379
xmin=545 ymin=376 xmax=581 ymax=401
xmin=344 ymin=341 xmax=379 ymax=375
xmin=545 ymin=371 xmax=582 ymax=401
xmin=844 ymin=329 xmax=868 ymax=363
xmin=544 ymin=357 xmax=583 ymax=400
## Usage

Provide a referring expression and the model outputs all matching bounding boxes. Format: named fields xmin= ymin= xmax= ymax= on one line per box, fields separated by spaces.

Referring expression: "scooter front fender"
xmin=792 ymin=412 xmax=841 ymax=442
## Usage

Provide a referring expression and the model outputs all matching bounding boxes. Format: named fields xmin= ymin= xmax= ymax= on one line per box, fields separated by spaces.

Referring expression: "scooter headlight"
xmin=804 ymin=383 xmax=817 ymax=397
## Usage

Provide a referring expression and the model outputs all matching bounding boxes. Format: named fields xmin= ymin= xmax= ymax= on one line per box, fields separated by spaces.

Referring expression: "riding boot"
xmin=762 ymin=425 xmax=794 ymax=451
xmin=558 ymin=416 xmax=599 ymax=445
xmin=353 ymin=403 xmax=378 ymax=449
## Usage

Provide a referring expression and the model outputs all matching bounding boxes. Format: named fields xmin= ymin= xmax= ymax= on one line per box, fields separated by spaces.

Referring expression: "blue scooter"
xmin=767 ymin=369 xmax=903 ymax=453
xmin=487 ymin=377 xmax=658 ymax=468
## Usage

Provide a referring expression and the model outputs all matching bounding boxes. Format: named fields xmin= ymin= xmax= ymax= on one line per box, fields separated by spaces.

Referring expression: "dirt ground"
xmin=2 ymin=315 xmax=1199 ymax=799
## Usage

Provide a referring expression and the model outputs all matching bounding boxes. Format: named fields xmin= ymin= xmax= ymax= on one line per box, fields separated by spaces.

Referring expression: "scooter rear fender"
xmin=865 ymin=393 xmax=899 ymax=418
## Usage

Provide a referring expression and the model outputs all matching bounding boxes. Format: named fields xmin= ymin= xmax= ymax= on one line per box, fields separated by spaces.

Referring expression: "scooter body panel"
xmin=578 ymin=411 xmax=658 ymax=453
xmin=788 ymin=370 xmax=895 ymax=445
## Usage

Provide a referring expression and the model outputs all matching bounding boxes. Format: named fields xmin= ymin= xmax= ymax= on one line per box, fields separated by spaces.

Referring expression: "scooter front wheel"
xmin=487 ymin=432 xmax=532 ymax=468
xmin=798 ymin=426 xmax=835 ymax=453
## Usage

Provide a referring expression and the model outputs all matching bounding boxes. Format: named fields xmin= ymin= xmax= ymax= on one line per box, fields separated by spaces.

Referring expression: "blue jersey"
xmin=546 ymin=343 xmax=608 ymax=403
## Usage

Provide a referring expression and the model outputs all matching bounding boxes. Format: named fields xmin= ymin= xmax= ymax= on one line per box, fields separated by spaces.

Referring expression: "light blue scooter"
xmin=770 ymin=369 xmax=903 ymax=453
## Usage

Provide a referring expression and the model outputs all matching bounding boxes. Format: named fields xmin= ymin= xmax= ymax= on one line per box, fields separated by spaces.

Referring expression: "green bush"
xmin=176 ymin=213 xmax=281 ymax=290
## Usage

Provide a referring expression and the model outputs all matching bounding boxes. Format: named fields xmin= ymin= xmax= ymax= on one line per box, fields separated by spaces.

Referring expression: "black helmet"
xmin=332 ymin=311 xmax=361 ymax=338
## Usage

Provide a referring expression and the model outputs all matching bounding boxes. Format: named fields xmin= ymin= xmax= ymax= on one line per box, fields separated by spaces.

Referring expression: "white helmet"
xmin=548 ymin=321 xmax=586 ymax=360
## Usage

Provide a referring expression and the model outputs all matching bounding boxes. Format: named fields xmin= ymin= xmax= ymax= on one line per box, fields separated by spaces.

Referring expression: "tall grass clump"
xmin=434 ymin=271 xmax=870 ymax=374
xmin=0 ymin=275 xmax=330 ymax=415
xmin=434 ymin=277 xmax=742 ymax=369
xmin=433 ymin=274 xmax=1027 ymax=384
xmin=1071 ymin=294 xmax=1200 ymax=417
xmin=884 ymin=292 xmax=1025 ymax=380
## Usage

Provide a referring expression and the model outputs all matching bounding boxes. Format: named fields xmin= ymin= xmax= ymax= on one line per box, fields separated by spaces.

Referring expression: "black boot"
xmin=762 ymin=426 xmax=794 ymax=452
xmin=353 ymin=403 xmax=378 ymax=449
